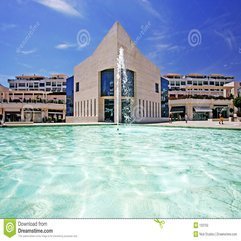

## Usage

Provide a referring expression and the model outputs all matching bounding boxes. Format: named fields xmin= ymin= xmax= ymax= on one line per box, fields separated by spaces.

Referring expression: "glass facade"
xmin=121 ymin=99 xmax=132 ymax=123
xmin=122 ymin=70 xmax=134 ymax=97
xmin=193 ymin=112 xmax=209 ymax=120
xmin=66 ymin=76 xmax=74 ymax=116
xmin=161 ymin=77 xmax=169 ymax=117
xmin=104 ymin=99 xmax=114 ymax=122
xmin=101 ymin=69 xmax=114 ymax=96
xmin=213 ymin=106 xmax=228 ymax=118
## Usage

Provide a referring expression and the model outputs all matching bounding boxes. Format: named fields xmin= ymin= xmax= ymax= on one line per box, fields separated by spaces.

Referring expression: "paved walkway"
xmin=1 ymin=122 xmax=114 ymax=127
xmin=1 ymin=120 xmax=241 ymax=130
xmin=149 ymin=121 xmax=241 ymax=130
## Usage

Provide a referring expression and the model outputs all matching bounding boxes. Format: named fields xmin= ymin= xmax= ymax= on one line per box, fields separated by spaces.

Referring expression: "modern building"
xmin=223 ymin=81 xmax=241 ymax=98
xmin=163 ymin=73 xmax=235 ymax=120
xmin=66 ymin=22 xmax=162 ymax=123
xmin=0 ymin=84 xmax=66 ymax=122
xmin=169 ymin=98 xmax=233 ymax=120
xmin=164 ymin=73 xmax=234 ymax=99
xmin=8 ymin=74 xmax=68 ymax=93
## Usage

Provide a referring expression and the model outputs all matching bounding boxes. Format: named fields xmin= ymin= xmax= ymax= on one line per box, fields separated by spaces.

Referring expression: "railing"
xmin=169 ymin=95 xmax=233 ymax=100
xmin=0 ymin=99 xmax=65 ymax=104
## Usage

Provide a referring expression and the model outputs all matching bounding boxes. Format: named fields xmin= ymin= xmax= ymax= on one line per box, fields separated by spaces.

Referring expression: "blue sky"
xmin=0 ymin=0 xmax=241 ymax=86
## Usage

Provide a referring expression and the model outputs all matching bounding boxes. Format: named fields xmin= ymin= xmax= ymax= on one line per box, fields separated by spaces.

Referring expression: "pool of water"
xmin=0 ymin=125 xmax=241 ymax=218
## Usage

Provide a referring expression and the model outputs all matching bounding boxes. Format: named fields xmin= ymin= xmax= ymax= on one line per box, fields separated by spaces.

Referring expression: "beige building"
xmin=163 ymin=73 xmax=235 ymax=120
xmin=0 ymin=84 xmax=66 ymax=123
xmin=164 ymin=73 xmax=234 ymax=99
xmin=67 ymin=22 xmax=161 ymax=123
xmin=223 ymin=81 xmax=241 ymax=98
xmin=8 ymin=74 xmax=67 ymax=92
xmin=169 ymin=98 xmax=233 ymax=121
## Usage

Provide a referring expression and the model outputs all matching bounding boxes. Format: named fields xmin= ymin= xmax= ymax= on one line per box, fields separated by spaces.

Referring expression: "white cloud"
xmin=146 ymin=31 xmax=166 ymax=41
xmin=35 ymin=0 xmax=82 ymax=17
xmin=147 ymin=43 xmax=183 ymax=60
xmin=214 ymin=30 xmax=236 ymax=51
xmin=0 ymin=23 xmax=17 ymax=31
xmin=138 ymin=0 xmax=161 ymax=19
xmin=17 ymin=49 xmax=37 ymax=55
xmin=55 ymin=42 xmax=76 ymax=49
xmin=153 ymin=44 xmax=181 ymax=52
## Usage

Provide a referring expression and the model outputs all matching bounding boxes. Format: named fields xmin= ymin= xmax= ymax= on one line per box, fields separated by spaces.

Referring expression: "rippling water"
xmin=0 ymin=125 xmax=241 ymax=218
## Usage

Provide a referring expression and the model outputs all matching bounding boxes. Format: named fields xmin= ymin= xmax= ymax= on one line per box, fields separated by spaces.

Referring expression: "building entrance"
xmin=104 ymin=99 xmax=114 ymax=122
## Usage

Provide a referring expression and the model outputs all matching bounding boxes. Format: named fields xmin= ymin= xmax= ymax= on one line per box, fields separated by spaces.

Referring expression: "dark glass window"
xmin=161 ymin=77 xmax=169 ymax=118
xmin=101 ymin=69 xmax=114 ymax=96
xmin=155 ymin=83 xmax=159 ymax=93
xmin=187 ymin=81 xmax=192 ymax=85
xmin=66 ymin=76 xmax=74 ymax=116
xmin=210 ymin=81 xmax=214 ymax=85
xmin=104 ymin=99 xmax=114 ymax=122
xmin=76 ymin=82 xmax=79 ymax=92
xmin=122 ymin=70 xmax=134 ymax=97
xmin=39 ymin=83 xmax=45 ymax=87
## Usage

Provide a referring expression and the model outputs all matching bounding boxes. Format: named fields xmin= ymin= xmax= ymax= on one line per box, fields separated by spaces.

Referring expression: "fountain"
xmin=116 ymin=47 xmax=133 ymax=128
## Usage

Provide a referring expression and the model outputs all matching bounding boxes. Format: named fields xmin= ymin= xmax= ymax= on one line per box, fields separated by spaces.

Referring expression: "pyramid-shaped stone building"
xmin=67 ymin=22 xmax=162 ymax=123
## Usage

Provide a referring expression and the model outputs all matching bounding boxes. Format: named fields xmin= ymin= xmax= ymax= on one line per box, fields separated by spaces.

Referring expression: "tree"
xmin=234 ymin=97 xmax=241 ymax=117
xmin=233 ymin=97 xmax=241 ymax=109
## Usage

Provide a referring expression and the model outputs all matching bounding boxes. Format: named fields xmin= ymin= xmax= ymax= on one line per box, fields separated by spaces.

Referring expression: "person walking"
xmin=185 ymin=113 xmax=188 ymax=123
xmin=219 ymin=113 xmax=224 ymax=125
xmin=169 ymin=113 xmax=172 ymax=123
